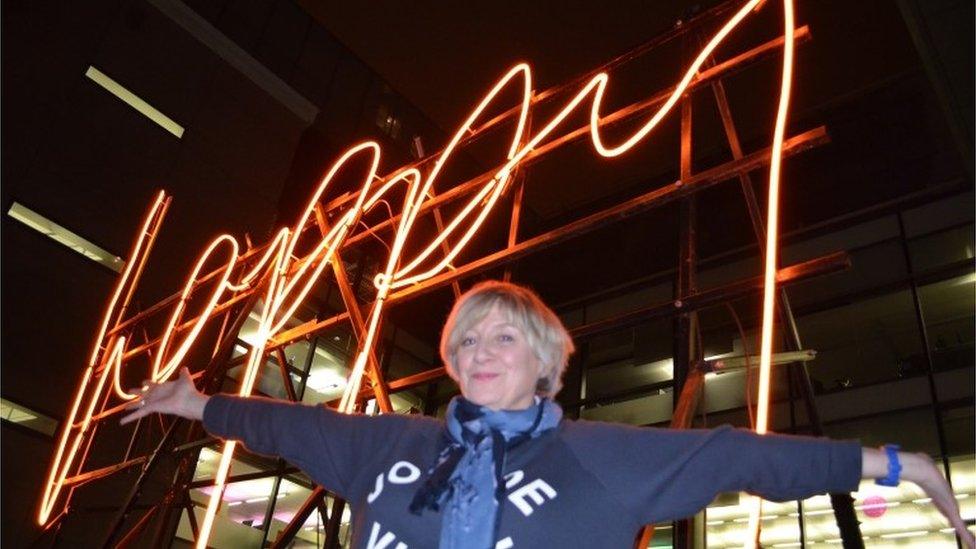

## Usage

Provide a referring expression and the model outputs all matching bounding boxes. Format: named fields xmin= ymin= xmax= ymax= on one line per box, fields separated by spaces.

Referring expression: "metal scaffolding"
xmin=33 ymin=1 xmax=865 ymax=547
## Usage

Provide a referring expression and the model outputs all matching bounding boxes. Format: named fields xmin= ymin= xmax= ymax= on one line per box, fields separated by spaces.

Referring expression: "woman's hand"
xmin=903 ymin=452 xmax=975 ymax=548
xmin=120 ymin=367 xmax=210 ymax=425
xmin=863 ymin=447 xmax=974 ymax=548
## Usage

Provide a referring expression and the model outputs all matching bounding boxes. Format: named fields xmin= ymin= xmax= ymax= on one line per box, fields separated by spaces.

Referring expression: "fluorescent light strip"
xmin=733 ymin=514 xmax=779 ymax=523
xmin=788 ymin=508 xmax=834 ymax=517
xmin=84 ymin=66 xmax=184 ymax=138
xmin=0 ymin=397 xmax=58 ymax=436
xmin=880 ymin=530 xmax=929 ymax=539
xmin=7 ymin=202 xmax=125 ymax=273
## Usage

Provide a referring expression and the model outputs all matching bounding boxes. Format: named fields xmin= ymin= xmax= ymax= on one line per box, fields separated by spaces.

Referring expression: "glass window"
xmin=908 ymin=223 xmax=974 ymax=272
xmin=180 ymin=448 xmax=272 ymax=547
xmin=918 ymin=273 xmax=975 ymax=373
xmin=901 ymin=191 xmax=974 ymax=238
xmin=786 ymin=238 xmax=908 ymax=311
xmin=704 ymin=455 xmax=975 ymax=547
xmin=794 ymin=289 xmax=923 ymax=389
xmin=942 ymin=401 xmax=976 ymax=458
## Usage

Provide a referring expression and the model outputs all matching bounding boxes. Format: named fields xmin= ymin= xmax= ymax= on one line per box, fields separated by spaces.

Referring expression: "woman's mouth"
xmin=472 ymin=372 xmax=499 ymax=381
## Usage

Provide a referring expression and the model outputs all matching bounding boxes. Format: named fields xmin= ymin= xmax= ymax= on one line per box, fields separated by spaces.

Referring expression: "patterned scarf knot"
xmin=409 ymin=396 xmax=562 ymax=549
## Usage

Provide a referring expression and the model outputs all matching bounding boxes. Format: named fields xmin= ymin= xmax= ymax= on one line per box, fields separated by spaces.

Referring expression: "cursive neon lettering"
xmin=39 ymin=5 xmax=795 ymax=548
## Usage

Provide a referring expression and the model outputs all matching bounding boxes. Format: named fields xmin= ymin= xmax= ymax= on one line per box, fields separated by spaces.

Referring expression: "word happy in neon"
xmin=38 ymin=2 xmax=795 ymax=547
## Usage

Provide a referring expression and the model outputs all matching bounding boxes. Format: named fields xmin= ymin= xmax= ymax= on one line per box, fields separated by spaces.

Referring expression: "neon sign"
xmin=38 ymin=1 xmax=795 ymax=546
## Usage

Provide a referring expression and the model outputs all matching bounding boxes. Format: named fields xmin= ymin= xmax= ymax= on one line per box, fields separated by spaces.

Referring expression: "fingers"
xmin=120 ymin=380 xmax=156 ymax=425
xmin=909 ymin=454 xmax=974 ymax=547
xmin=120 ymin=399 xmax=149 ymax=425
xmin=946 ymin=504 xmax=974 ymax=548
xmin=119 ymin=369 xmax=199 ymax=425
xmin=929 ymin=482 xmax=973 ymax=548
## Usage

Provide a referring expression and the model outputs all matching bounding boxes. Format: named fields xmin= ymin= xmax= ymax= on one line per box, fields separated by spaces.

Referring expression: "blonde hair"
xmin=440 ymin=280 xmax=575 ymax=397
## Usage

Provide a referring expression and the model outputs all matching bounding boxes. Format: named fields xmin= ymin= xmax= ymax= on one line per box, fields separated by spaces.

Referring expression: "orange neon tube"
xmin=39 ymin=191 xmax=168 ymax=525
xmin=152 ymin=235 xmax=240 ymax=382
xmin=389 ymin=0 xmax=767 ymax=290
xmin=746 ymin=0 xmax=794 ymax=546
xmin=197 ymin=143 xmax=383 ymax=547
xmin=339 ymin=168 xmax=423 ymax=413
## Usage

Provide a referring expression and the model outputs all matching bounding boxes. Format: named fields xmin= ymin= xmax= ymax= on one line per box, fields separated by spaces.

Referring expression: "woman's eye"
xmin=498 ymin=333 xmax=514 ymax=343
xmin=461 ymin=337 xmax=475 ymax=347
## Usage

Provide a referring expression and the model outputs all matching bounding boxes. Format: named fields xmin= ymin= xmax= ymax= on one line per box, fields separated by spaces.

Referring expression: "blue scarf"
xmin=409 ymin=396 xmax=563 ymax=549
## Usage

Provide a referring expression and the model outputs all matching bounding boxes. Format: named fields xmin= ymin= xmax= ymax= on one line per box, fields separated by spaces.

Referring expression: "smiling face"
xmin=453 ymin=305 xmax=544 ymax=411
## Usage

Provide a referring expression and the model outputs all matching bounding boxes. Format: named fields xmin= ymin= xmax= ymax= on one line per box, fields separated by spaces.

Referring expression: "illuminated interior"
xmin=701 ymin=456 xmax=975 ymax=548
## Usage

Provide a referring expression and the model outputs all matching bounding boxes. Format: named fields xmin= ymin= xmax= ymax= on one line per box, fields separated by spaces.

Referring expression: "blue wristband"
xmin=875 ymin=444 xmax=902 ymax=487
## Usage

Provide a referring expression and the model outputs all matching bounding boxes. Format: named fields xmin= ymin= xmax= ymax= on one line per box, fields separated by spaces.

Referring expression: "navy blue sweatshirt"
xmin=203 ymin=395 xmax=861 ymax=548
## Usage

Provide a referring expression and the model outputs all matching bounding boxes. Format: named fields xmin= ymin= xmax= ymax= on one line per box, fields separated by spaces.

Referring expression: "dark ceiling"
xmin=298 ymin=0 xmax=698 ymax=131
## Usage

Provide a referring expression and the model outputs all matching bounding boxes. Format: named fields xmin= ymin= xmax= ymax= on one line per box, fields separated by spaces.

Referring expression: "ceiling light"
xmin=8 ymin=202 xmax=125 ymax=273
xmin=85 ymin=66 xmax=184 ymax=138
xmin=880 ymin=530 xmax=929 ymax=539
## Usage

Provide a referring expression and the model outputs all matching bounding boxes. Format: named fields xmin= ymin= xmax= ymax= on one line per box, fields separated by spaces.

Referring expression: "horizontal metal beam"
xmin=336 ymin=366 xmax=448 ymax=406
xmin=337 ymin=26 xmax=813 ymax=249
xmin=85 ymin=124 xmax=829 ymax=429
xmin=339 ymin=250 xmax=849 ymax=401
xmin=570 ymin=250 xmax=849 ymax=339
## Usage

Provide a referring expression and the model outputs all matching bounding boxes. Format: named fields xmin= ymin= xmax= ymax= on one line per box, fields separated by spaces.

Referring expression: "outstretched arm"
xmin=566 ymin=422 xmax=973 ymax=547
xmin=118 ymin=367 xmax=431 ymax=499
xmin=862 ymin=447 xmax=974 ymax=547
xmin=120 ymin=367 xmax=208 ymax=425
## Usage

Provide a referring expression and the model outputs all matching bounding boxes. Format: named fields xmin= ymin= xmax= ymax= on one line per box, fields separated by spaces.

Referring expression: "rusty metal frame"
xmin=101 ymin=23 xmax=815 ymax=368
xmin=49 ymin=3 xmax=853 ymax=547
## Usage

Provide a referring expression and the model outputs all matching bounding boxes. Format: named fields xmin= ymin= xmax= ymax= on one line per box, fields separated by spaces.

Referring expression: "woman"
xmin=122 ymin=281 xmax=973 ymax=548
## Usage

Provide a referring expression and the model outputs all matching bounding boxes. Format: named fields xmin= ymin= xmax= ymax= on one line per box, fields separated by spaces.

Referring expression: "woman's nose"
xmin=473 ymin=340 xmax=494 ymax=361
